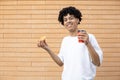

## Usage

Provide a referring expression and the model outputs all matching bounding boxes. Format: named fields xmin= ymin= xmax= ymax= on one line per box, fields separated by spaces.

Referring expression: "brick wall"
xmin=0 ymin=0 xmax=120 ymax=80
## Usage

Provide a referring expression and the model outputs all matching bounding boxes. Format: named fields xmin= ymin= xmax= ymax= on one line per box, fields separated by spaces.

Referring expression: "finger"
xmin=83 ymin=36 xmax=89 ymax=42
xmin=40 ymin=41 xmax=44 ymax=47
xmin=44 ymin=40 xmax=48 ymax=46
xmin=38 ymin=43 xmax=42 ymax=47
xmin=78 ymin=36 xmax=82 ymax=39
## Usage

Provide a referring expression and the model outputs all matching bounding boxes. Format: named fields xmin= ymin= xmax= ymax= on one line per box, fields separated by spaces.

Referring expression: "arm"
xmin=86 ymin=41 xmax=100 ymax=66
xmin=79 ymin=31 xmax=102 ymax=66
xmin=37 ymin=40 xmax=63 ymax=66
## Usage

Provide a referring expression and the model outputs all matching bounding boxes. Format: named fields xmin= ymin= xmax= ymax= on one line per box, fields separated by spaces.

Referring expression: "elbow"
xmin=94 ymin=56 xmax=101 ymax=67
xmin=96 ymin=57 xmax=102 ymax=67
xmin=58 ymin=63 xmax=63 ymax=67
xmin=57 ymin=61 xmax=63 ymax=67
xmin=92 ymin=61 xmax=101 ymax=67
xmin=96 ymin=62 xmax=101 ymax=67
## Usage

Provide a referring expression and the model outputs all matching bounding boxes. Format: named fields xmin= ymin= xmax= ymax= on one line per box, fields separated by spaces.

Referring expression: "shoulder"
xmin=88 ymin=34 xmax=97 ymax=42
xmin=88 ymin=33 xmax=95 ymax=37
xmin=61 ymin=36 xmax=72 ymax=45
xmin=88 ymin=34 xmax=96 ymax=39
xmin=62 ymin=36 xmax=70 ymax=41
xmin=60 ymin=36 xmax=70 ymax=47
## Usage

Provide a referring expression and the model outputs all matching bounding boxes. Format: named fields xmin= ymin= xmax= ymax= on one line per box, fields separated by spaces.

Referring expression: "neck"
xmin=69 ymin=29 xmax=78 ymax=36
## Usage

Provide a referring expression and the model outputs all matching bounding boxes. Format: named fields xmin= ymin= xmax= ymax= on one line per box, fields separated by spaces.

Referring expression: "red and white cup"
xmin=77 ymin=30 xmax=86 ymax=43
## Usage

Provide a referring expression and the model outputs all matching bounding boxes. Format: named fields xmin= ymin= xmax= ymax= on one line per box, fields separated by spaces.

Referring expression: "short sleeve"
xmin=58 ymin=39 xmax=64 ymax=63
xmin=89 ymin=34 xmax=103 ymax=64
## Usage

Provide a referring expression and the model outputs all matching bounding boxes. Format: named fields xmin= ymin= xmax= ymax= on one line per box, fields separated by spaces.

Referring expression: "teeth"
xmin=66 ymin=22 xmax=72 ymax=27
xmin=67 ymin=23 xmax=72 ymax=26
xmin=68 ymin=24 xmax=71 ymax=26
xmin=67 ymin=25 xmax=71 ymax=27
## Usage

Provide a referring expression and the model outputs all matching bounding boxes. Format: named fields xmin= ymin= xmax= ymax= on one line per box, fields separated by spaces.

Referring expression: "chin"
xmin=68 ymin=29 xmax=74 ymax=32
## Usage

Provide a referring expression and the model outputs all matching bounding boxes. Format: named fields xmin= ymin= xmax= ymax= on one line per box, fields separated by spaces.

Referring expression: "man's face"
xmin=63 ymin=14 xmax=79 ymax=32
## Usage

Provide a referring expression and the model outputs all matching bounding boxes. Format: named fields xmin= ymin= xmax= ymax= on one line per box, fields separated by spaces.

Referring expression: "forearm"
xmin=86 ymin=41 xmax=100 ymax=66
xmin=46 ymin=48 xmax=63 ymax=66
xmin=37 ymin=39 xmax=63 ymax=67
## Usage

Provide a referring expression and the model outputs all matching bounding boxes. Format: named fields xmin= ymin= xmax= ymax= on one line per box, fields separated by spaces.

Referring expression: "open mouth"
xmin=66 ymin=23 xmax=73 ymax=28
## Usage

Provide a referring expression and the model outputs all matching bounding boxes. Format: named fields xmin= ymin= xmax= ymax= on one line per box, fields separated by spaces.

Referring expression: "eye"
xmin=63 ymin=18 xmax=67 ymax=22
xmin=69 ymin=17 xmax=74 ymax=20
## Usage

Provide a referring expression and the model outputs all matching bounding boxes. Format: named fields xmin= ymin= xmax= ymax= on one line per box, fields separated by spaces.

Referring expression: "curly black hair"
xmin=58 ymin=6 xmax=82 ymax=25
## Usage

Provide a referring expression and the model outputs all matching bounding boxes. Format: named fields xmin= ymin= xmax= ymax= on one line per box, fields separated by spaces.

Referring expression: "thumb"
xmin=43 ymin=40 xmax=48 ymax=46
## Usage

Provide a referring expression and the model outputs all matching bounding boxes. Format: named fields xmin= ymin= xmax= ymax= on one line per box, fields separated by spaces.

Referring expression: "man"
xmin=38 ymin=6 xmax=103 ymax=80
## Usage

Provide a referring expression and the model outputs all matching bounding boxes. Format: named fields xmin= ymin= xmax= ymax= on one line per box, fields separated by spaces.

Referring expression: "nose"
xmin=66 ymin=19 xmax=71 ymax=23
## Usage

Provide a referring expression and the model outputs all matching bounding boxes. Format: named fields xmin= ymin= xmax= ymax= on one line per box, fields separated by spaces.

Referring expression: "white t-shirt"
xmin=58 ymin=34 xmax=103 ymax=80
